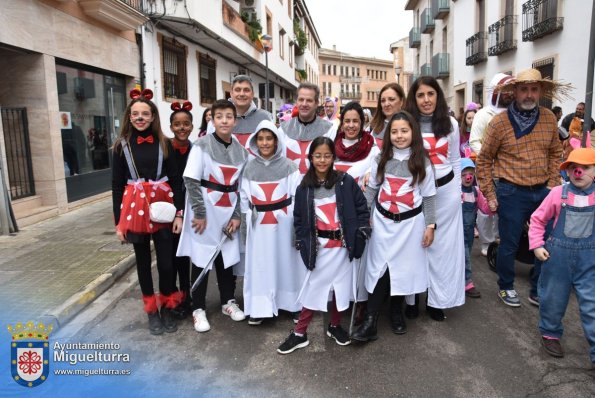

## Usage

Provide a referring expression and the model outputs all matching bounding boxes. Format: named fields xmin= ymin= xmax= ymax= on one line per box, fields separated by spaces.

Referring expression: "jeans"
xmin=496 ymin=181 xmax=549 ymax=295
xmin=462 ymin=204 xmax=477 ymax=284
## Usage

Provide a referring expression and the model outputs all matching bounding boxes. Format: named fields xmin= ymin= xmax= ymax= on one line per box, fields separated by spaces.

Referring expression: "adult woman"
xmin=198 ymin=107 xmax=211 ymax=137
xmin=459 ymin=109 xmax=477 ymax=158
xmin=404 ymin=76 xmax=465 ymax=321
xmin=369 ymin=83 xmax=406 ymax=148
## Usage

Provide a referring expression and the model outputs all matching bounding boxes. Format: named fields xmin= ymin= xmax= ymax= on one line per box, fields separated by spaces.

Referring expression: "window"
xmin=533 ymin=57 xmax=555 ymax=109
xmin=287 ymin=0 xmax=292 ymax=17
xmin=198 ymin=52 xmax=216 ymax=105
xmin=340 ymin=66 xmax=344 ymax=76
xmin=162 ymin=37 xmax=187 ymax=99
xmin=357 ymin=68 xmax=360 ymax=77
xmin=289 ymin=41 xmax=293 ymax=66
xmin=472 ymin=79 xmax=484 ymax=105
xmin=333 ymin=65 xmax=336 ymax=75
xmin=266 ymin=11 xmax=272 ymax=35
xmin=279 ymin=28 xmax=286 ymax=60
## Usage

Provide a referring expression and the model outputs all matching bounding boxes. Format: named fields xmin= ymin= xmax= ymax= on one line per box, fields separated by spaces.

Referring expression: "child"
xmin=177 ymin=99 xmax=249 ymax=333
xmin=529 ymin=147 xmax=595 ymax=364
xmin=352 ymin=111 xmax=436 ymax=342
xmin=277 ymin=137 xmax=370 ymax=354
xmin=169 ymin=101 xmax=193 ymax=319
xmin=240 ymin=120 xmax=303 ymax=325
xmin=112 ymin=88 xmax=184 ymax=335
xmin=460 ymin=158 xmax=491 ymax=298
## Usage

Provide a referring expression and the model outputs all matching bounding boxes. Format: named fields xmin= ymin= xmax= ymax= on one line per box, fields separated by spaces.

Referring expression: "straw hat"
xmin=560 ymin=147 xmax=595 ymax=170
xmin=494 ymin=68 xmax=573 ymax=101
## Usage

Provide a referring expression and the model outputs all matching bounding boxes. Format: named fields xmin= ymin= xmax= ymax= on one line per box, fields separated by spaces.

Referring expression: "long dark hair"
xmin=370 ymin=82 xmax=406 ymax=134
xmin=459 ymin=109 xmax=477 ymax=144
xmin=200 ymin=107 xmax=211 ymax=131
xmin=113 ymin=97 xmax=169 ymax=158
xmin=376 ymin=111 xmax=428 ymax=186
xmin=300 ymin=136 xmax=341 ymax=189
xmin=339 ymin=101 xmax=365 ymax=138
xmin=404 ymin=76 xmax=452 ymax=138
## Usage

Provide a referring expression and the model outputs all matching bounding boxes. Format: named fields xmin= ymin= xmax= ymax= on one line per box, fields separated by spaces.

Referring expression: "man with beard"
xmin=476 ymin=69 xmax=564 ymax=308
xmin=561 ymin=102 xmax=594 ymax=133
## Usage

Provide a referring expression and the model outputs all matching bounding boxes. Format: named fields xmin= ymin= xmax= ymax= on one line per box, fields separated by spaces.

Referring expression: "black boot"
xmin=404 ymin=294 xmax=419 ymax=319
xmin=160 ymin=307 xmax=178 ymax=333
xmin=351 ymin=312 xmax=379 ymax=342
xmin=425 ymin=295 xmax=445 ymax=321
xmin=171 ymin=292 xmax=192 ymax=320
xmin=147 ymin=312 xmax=164 ymax=335
xmin=390 ymin=296 xmax=407 ymax=334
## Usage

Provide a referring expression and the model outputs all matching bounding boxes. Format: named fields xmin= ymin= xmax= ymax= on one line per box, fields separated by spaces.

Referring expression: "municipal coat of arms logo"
xmin=8 ymin=321 xmax=53 ymax=387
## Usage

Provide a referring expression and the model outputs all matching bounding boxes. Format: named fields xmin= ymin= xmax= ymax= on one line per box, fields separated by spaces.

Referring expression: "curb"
xmin=41 ymin=254 xmax=137 ymax=331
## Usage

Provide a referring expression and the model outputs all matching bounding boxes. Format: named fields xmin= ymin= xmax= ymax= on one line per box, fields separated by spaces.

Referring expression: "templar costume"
xmin=240 ymin=120 xmax=304 ymax=318
xmin=232 ymin=101 xmax=272 ymax=149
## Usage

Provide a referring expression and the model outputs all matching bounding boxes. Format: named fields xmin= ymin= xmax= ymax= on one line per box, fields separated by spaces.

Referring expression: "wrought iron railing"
xmin=522 ymin=0 xmax=563 ymax=41
xmin=432 ymin=53 xmax=449 ymax=78
xmin=432 ymin=0 xmax=450 ymax=20
xmin=466 ymin=32 xmax=487 ymax=65
xmin=119 ymin=0 xmax=145 ymax=13
xmin=421 ymin=8 xmax=435 ymax=34
xmin=489 ymin=15 xmax=517 ymax=56
xmin=1 ymin=108 xmax=35 ymax=200
xmin=409 ymin=27 xmax=421 ymax=48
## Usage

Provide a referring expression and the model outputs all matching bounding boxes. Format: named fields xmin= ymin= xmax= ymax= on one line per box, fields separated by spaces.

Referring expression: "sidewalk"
xmin=0 ymin=197 xmax=135 ymax=329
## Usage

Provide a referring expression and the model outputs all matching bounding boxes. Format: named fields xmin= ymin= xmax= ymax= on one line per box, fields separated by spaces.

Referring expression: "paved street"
xmin=2 ymin=209 xmax=593 ymax=397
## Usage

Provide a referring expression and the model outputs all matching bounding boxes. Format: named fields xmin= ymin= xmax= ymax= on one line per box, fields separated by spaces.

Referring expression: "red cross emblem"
xmin=232 ymin=133 xmax=250 ymax=147
xmin=374 ymin=137 xmax=383 ymax=149
xmin=423 ymin=135 xmax=449 ymax=165
xmin=251 ymin=182 xmax=288 ymax=224
xmin=316 ymin=201 xmax=342 ymax=248
xmin=207 ymin=166 xmax=238 ymax=207
xmin=335 ymin=164 xmax=360 ymax=184
xmin=286 ymin=140 xmax=311 ymax=174
xmin=378 ymin=176 xmax=414 ymax=213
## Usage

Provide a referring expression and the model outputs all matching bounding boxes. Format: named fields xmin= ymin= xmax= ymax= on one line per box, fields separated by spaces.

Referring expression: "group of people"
xmin=111 ymin=70 xmax=595 ymax=366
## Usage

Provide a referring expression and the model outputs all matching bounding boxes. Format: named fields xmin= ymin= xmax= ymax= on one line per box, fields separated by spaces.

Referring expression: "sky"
xmin=305 ymin=0 xmax=413 ymax=61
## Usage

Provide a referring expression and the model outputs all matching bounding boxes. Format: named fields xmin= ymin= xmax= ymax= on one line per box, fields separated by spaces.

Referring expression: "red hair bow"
xmin=171 ymin=101 xmax=193 ymax=112
xmin=130 ymin=88 xmax=154 ymax=100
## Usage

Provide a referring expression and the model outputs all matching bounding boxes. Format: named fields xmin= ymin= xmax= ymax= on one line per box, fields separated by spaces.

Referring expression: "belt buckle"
xmin=393 ymin=214 xmax=401 ymax=223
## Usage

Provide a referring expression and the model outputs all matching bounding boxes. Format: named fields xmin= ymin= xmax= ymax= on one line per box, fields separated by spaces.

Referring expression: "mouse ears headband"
xmin=171 ymin=101 xmax=193 ymax=112
xmin=129 ymin=88 xmax=154 ymax=100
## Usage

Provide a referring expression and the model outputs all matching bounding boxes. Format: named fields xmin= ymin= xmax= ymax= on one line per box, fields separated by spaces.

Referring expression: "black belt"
xmin=200 ymin=179 xmax=238 ymax=193
xmin=435 ymin=170 xmax=454 ymax=187
xmin=250 ymin=197 xmax=292 ymax=212
xmin=317 ymin=229 xmax=343 ymax=240
xmin=375 ymin=200 xmax=423 ymax=223
xmin=498 ymin=178 xmax=547 ymax=191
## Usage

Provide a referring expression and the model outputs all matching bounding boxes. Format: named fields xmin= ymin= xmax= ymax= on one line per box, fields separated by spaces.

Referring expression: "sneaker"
xmin=192 ymin=309 xmax=211 ymax=333
xmin=498 ymin=289 xmax=521 ymax=307
xmin=248 ymin=317 xmax=263 ymax=326
xmin=541 ymin=337 xmax=564 ymax=358
xmin=292 ymin=311 xmax=301 ymax=324
xmin=222 ymin=299 xmax=246 ymax=321
xmin=326 ymin=324 xmax=351 ymax=346
xmin=277 ymin=331 xmax=309 ymax=354
xmin=480 ymin=248 xmax=488 ymax=256
xmin=528 ymin=294 xmax=540 ymax=307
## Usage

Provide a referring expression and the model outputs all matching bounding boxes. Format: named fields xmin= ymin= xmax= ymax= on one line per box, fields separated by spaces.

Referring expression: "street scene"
xmin=1 ymin=0 xmax=595 ymax=397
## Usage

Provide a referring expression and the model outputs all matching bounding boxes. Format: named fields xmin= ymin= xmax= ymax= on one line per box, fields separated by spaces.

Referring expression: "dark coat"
xmin=293 ymin=173 xmax=370 ymax=270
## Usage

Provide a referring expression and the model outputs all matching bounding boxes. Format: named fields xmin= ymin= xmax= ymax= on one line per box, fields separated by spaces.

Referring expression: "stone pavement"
xmin=0 ymin=197 xmax=135 ymax=329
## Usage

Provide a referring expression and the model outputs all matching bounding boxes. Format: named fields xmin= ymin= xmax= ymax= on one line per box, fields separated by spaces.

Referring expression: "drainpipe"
xmin=136 ymin=28 xmax=145 ymax=89
xmin=582 ymin=1 xmax=595 ymax=147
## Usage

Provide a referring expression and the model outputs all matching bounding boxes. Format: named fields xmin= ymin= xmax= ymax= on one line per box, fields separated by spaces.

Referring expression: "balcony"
xmin=78 ymin=0 xmax=148 ymax=31
xmin=466 ymin=32 xmax=487 ymax=65
xmin=432 ymin=53 xmax=449 ymax=79
xmin=340 ymin=91 xmax=362 ymax=100
xmin=340 ymin=76 xmax=362 ymax=84
xmin=522 ymin=0 xmax=563 ymax=41
xmin=432 ymin=0 xmax=450 ymax=20
xmin=420 ymin=63 xmax=432 ymax=77
xmin=489 ymin=15 xmax=517 ymax=56
xmin=421 ymin=8 xmax=435 ymax=34
xmin=222 ymin=1 xmax=264 ymax=51
xmin=409 ymin=27 xmax=421 ymax=48
xmin=404 ymin=0 xmax=420 ymax=10
xmin=407 ymin=73 xmax=420 ymax=88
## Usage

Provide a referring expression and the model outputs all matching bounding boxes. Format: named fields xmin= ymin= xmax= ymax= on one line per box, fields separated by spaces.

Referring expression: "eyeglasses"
xmin=312 ymin=154 xmax=333 ymax=161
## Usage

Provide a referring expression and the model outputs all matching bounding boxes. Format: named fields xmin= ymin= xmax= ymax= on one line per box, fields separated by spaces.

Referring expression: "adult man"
xmin=229 ymin=75 xmax=272 ymax=147
xmin=279 ymin=83 xmax=336 ymax=175
xmin=469 ymin=73 xmax=514 ymax=256
xmin=476 ymin=68 xmax=563 ymax=307
xmin=322 ymin=97 xmax=339 ymax=128
xmin=561 ymin=102 xmax=594 ymax=133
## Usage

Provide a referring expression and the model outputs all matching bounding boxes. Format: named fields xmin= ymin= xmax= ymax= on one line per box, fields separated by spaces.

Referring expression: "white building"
xmin=389 ymin=36 xmax=417 ymax=95
xmin=452 ymin=0 xmax=594 ymax=120
xmin=404 ymin=0 xmax=454 ymax=105
xmin=140 ymin=0 xmax=321 ymax=139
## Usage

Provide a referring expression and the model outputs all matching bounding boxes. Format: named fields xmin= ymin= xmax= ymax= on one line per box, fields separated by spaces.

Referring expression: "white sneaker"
xmin=222 ymin=299 xmax=245 ymax=321
xmin=192 ymin=309 xmax=211 ymax=332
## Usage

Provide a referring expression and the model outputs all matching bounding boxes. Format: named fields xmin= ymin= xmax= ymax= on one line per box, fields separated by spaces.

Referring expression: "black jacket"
xmin=293 ymin=173 xmax=370 ymax=270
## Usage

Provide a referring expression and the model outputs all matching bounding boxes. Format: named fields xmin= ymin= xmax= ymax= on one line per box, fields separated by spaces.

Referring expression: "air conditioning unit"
xmin=241 ymin=0 xmax=255 ymax=8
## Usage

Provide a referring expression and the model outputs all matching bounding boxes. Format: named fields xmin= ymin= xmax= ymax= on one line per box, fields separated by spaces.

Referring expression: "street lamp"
xmin=394 ymin=65 xmax=402 ymax=85
xmin=261 ymin=34 xmax=272 ymax=112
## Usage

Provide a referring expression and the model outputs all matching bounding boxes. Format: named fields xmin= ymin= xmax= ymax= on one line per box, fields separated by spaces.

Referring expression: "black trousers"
xmin=191 ymin=252 xmax=235 ymax=310
xmin=131 ymin=229 xmax=175 ymax=297
xmin=172 ymin=232 xmax=191 ymax=295
xmin=366 ymin=269 xmax=402 ymax=314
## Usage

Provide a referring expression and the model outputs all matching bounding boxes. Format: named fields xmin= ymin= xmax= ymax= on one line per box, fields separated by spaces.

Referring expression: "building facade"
xmin=0 ymin=0 xmax=145 ymax=226
xmin=452 ymin=0 xmax=594 ymax=124
xmin=389 ymin=37 xmax=418 ymax=96
xmin=318 ymin=47 xmax=395 ymax=113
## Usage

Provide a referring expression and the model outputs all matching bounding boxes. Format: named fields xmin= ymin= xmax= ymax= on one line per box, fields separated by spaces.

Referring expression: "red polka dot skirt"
xmin=118 ymin=180 xmax=175 ymax=235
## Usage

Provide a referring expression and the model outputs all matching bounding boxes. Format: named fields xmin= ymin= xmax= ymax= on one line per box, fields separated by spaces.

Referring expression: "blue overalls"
xmin=462 ymin=185 xmax=477 ymax=285
xmin=538 ymin=183 xmax=595 ymax=362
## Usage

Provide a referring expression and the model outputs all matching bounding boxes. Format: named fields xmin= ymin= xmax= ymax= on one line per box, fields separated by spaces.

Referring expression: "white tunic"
xmin=297 ymin=193 xmax=353 ymax=312
xmin=421 ymin=117 xmax=465 ymax=309
xmin=365 ymin=148 xmax=436 ymax=295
